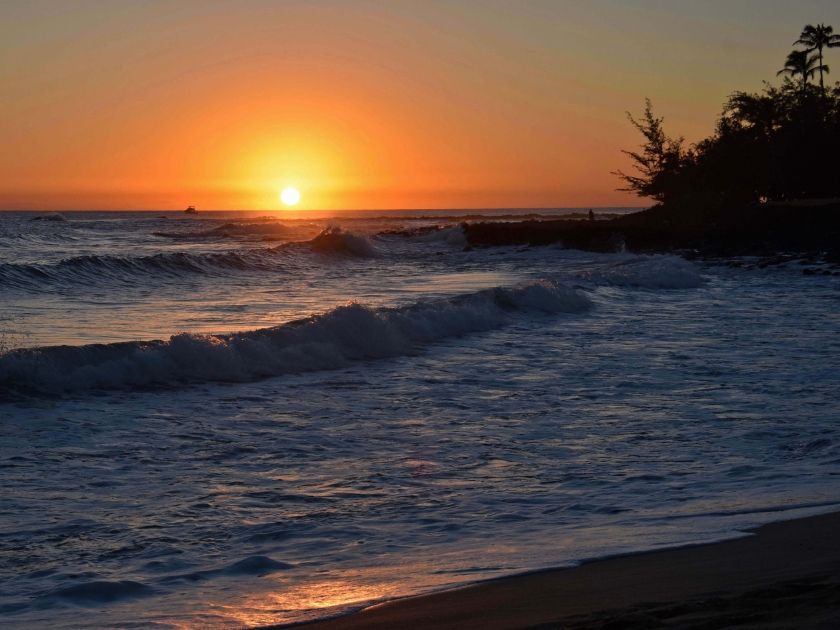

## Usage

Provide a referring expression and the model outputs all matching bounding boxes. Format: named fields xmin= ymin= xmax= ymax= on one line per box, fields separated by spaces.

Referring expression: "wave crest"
xmin=0 ymin=229 xmax=376 ymax=290
xmin=0 ymin=251 xmax=278 ymax=289
xmin=0 ymin=281 xmax=589 ymax=396
xmin=307 ymin=227 xmax=377 ymax=257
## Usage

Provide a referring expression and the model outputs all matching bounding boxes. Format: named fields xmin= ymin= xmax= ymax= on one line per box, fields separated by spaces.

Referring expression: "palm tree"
xmin=795 ymin=24 xmax=840 ymax=91
xmin=777 ymin=50 xmax=824 ymax=94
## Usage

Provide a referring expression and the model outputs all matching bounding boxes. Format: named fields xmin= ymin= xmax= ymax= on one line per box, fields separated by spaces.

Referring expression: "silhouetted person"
xmin=589 ymin=209 xmax=595 ymax=221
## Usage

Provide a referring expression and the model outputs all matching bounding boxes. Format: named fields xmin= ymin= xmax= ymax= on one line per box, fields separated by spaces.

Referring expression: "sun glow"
xmin=281 ymin=187 xmax=301 ymax=206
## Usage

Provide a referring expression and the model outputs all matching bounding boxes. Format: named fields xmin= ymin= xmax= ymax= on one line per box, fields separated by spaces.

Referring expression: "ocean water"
xmin=1 ymin=210 xmax=839 ymax=628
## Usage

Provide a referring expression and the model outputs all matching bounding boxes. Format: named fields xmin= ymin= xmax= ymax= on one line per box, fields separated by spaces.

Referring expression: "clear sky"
xmin=2 ymin=0 xmax=838 ymax=210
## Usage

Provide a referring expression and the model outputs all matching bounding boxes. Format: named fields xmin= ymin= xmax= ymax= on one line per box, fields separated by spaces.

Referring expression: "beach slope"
xmin=289 ymin=511 xmax=840 ymax=630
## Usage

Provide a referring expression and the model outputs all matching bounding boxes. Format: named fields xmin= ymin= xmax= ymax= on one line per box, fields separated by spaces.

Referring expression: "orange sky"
xmin=2 ymin=1 xmax=838 ymax=211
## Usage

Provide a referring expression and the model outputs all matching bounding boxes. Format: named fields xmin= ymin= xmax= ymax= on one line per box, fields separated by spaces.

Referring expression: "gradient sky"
xmin=2 ymin=0 xmax=838 ymax=211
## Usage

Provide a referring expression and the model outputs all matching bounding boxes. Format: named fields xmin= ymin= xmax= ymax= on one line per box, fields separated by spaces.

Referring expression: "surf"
xmin=0 ymin=280 xmax=590 ymax=396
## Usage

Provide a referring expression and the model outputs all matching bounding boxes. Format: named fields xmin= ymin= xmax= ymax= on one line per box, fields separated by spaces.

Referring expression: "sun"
xmin=280 ymin=187 xmax=301 ymax=206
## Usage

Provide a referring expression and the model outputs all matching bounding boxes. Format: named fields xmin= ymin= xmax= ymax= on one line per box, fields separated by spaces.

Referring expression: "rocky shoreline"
xmin=462 ymin=202 xmax=840 ymax=270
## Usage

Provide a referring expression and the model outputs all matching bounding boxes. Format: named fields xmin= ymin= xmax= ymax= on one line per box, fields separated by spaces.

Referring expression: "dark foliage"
xmin=616 ymin=27 xmax=840 ymax=209
xmin=465 ymin=26 xmax=840 ymax=262
xmin=464 ymin=201 xmax=840 ymax=259
xmin=612 ymin=100 xmax=690 ymax=205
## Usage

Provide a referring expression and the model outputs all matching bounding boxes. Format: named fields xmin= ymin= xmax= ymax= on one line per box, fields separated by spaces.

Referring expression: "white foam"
xmin=580 ymin=256 xmax=703 ymax=289
xmin=307 ymin=227 xmax=378 ymax=257
xmin=0 ymin=281 xmax=590 ymax=395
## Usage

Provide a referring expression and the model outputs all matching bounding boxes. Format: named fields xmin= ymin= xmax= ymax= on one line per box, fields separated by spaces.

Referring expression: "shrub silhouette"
xmin=616 ymin=25 xmax=840 ymax=209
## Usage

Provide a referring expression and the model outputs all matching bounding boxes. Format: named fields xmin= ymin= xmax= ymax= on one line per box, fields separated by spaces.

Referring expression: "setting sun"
xmin=281 ymin=187 xmax=301 ymax=206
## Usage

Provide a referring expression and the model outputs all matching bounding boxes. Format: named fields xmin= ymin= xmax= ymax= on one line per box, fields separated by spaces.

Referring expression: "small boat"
xmin=185 ymin=206 xmax=197 ymax=214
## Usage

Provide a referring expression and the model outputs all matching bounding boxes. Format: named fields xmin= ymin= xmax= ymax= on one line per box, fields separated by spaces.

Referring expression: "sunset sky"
xmin=2 ymin=0 xmax=838 ymax=211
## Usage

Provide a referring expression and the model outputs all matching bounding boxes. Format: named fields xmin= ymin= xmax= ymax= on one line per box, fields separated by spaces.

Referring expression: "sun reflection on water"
xmin=197 ymin=578 xmax=399 ymax=628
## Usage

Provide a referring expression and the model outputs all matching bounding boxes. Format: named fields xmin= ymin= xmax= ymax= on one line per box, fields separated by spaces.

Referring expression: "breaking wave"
xmin=306 ymin=226 xmax=378 ymax=257
xmin=0 ymin=281 xmax=590 ymax=396
xmin=579 ymin=256 xmax=703 ymax=289
xmin=0 ymin=229 xmax=376 ymax=290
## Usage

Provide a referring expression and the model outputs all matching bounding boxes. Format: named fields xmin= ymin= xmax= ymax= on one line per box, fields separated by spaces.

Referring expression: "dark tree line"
xmin=616 ymin=25 xmax=840 ymax=210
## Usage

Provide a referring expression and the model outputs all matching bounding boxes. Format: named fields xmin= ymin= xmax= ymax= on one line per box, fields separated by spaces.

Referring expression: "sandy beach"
xmin=292 ymin=511 xmax=840 ymax=630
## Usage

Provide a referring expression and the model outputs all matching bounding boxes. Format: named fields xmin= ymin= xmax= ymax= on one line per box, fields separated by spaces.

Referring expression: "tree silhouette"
xmin=724 ymin=90 xmax=790 ymax=198
xmin=613 ymin=100 xmax=689 ymax=203
xmin=617 ymin=26 xmax=840 ymax=206
xmin=795 ymin=24 xmax=840 ymax=91
xmin=776 ymin=50 xmax=824 ymax=94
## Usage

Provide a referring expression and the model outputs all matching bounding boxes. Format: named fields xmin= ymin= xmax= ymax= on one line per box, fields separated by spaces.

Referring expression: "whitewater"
xmin=1 ymin=210 xmax=839 ymax=628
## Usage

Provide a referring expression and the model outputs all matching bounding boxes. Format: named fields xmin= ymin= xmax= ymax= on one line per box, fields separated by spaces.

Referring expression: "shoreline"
xmin=462 ymin=202 xmax=840 ymax=264
xmin=272 ymin=510 xmax=840 ymax=630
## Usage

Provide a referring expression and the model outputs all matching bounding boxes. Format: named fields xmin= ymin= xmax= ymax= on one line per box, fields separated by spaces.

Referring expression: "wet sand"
xmin=289 ymin=511 xmax=840 ymax=629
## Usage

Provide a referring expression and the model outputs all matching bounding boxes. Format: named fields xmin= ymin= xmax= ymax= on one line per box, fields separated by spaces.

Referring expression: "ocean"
xmin=1 ymin=209 xmax=838 ymax=628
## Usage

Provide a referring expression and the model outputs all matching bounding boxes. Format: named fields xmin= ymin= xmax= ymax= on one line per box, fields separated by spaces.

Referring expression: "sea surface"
xmin=1 ymin=209 xmax=839 ymax=628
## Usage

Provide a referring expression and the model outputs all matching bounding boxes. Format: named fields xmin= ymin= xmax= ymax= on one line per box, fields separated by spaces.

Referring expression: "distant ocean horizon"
xmin=1 ymin=206 xmax=646 ymax=216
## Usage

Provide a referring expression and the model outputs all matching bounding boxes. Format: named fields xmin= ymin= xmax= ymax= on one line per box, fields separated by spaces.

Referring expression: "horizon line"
xmin=0 ymin=206 xmax=649 ymax=213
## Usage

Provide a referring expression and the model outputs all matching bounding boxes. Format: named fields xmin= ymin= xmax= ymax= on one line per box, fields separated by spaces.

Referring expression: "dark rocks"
xmin=463 ymin=202 xmax=840 ymax=261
